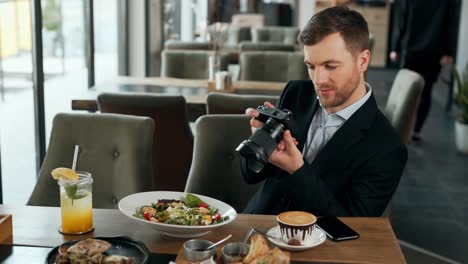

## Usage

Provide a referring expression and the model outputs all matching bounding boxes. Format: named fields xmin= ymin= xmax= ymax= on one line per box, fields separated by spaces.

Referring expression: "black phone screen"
xmin=316 ymin=216 xmax=360 ymax=241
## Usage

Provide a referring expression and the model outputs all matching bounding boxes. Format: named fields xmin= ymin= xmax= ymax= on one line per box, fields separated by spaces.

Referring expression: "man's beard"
xmin=316 ymin=76 xmax=360 ymax=109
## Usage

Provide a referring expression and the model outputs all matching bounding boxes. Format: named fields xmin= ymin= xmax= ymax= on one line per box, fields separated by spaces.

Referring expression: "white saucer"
xmin=266 ymin=226 xmax=326 ymax=251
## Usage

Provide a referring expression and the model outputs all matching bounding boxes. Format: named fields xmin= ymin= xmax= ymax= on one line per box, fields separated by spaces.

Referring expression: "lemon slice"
xmin=51 ymin=167 xmax=78 ymax=181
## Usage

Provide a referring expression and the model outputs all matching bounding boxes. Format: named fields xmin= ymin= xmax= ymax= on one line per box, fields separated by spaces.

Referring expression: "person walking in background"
xmin=389 ymin=0 xmax=460 ymax=142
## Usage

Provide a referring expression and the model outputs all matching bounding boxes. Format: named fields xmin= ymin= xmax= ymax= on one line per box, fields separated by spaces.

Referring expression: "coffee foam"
xmin=278 ymin=211 xmax=316 ymax=225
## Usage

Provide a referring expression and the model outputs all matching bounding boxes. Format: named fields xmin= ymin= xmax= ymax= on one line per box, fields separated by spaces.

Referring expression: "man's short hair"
xmin=297 ymin=6 xmax=369 ymax=54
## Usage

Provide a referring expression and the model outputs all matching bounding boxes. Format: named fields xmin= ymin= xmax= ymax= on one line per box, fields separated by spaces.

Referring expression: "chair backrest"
xmin=97 ymin=93 xmax=193 ymax=192
xmin=226 ymin=27 xmax=252 ymax=46
xmin=164 ymin=40 xmax=211 ymax=50
xmin=161 ymin=50 xmax=230 ymax=79
xmin=382 ymin=70 xmax=423 ymax=217
xmin=239 ymin=41 xmax=296 ymax=52
xmin=251 ymin=26 xmax=300 ymax=45
xmin=369 ymin=33 xmax=375 ymax=53
xmin=384 ymin=69 xmax=425 ymax=144
xmin=184 ymin=115 xmax=262 ymax=212
xmin=27 ymin=113 xmax=154 ymax=208
xmin=206 ymin=93 xmax=280 ymax=114
xmin=239 ymin=51 xmax=308 ymax=82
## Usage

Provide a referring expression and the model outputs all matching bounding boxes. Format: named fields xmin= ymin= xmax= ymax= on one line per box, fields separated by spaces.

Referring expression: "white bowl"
xmin=118 ymin=191 xmax=237 ymax=238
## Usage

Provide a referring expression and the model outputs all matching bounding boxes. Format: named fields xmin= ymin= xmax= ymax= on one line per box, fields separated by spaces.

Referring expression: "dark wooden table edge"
xmin=71 ymin=99 xmax=207 ymax=122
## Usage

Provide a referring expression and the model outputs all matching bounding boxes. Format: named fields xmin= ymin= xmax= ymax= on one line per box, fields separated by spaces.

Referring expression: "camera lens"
xmin=236 ymin=118 xmax=286 ymax=173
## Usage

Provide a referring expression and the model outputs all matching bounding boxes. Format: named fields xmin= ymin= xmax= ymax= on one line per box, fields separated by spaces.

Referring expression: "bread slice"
xmin=269 ymin=247 xmax=290 ymax=264
xmin=67 ymin=238 xmax=111 ymax=257
xmin=243 ymin=234 xmax=270 ymax=264
xmin=248 ymin=247 xmax=290 ymax=264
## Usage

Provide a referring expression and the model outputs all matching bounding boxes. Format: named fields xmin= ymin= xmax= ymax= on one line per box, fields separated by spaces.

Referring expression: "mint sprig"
xmin=65 ymin=184 xmax=87 ymax=205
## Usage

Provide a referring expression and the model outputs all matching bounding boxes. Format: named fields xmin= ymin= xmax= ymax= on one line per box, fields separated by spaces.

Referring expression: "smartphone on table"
xmin=316 ymin=216 xmax=360 ymax=241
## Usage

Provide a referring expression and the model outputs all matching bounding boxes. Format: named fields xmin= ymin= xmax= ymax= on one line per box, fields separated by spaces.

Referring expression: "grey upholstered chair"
xmin=239 ymin=51 xmax=308 ymax=82
xmin=239 ymin=41 xmax=296 ymax=52
xmin=161 ymin=50 xmax=230 ymax=79
xmin=381 ymin=69 xmax=424 ymax=217
xmin=384 ymin=69 xmax=425 ymax=144
xmin=163 ymin=27 xmax=251 ymax=51
xmin=97 ymin=93 xmax=193 ymax=192
xmin=251 ymin=26 xmax=300 ymax=45
xmin=27 ymin=113 xmax=154 ymax=208
xmin=225 ymin=27 xmax=252 ymax=49
xmin=164 ymin=40 xmax=211 ymax=50
xmin=206 ymin=93 xmax=279 ymax=114
xmin=369 ymin=33 xmax=375 ymax=53
xmin=184 ymin=115 xmax=261 ymax=212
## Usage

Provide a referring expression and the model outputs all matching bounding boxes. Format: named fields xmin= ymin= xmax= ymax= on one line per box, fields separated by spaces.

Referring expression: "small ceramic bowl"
xmin=221 ymin=242 xmax=250 ymax=263
xmin=183 ymin=239 xmax=216 ymax=261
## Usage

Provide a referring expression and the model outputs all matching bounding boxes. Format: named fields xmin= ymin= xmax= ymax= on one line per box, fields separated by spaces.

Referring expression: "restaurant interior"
xmin=0 ymin=0 xmax=467 ymax=263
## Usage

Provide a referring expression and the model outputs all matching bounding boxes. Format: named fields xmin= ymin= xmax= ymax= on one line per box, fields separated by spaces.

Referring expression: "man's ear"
xmin=358 ymin=49 xmax=371 ymax=72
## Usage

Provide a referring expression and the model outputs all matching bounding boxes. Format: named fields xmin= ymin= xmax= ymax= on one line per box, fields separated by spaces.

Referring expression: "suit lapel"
xmin=311 ymin=94 xmax=378 ymax=168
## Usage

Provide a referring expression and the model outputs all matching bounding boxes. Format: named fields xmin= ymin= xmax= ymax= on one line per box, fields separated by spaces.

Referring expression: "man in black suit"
xmin=240 ymin=6 xmax=407 ymax=217
xmin=389 ymin=0 xmax=459 ymax=141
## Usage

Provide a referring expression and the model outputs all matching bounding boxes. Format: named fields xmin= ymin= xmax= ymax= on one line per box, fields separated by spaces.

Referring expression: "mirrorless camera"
xmin=236 ymin=105 xmax=298 ymax=173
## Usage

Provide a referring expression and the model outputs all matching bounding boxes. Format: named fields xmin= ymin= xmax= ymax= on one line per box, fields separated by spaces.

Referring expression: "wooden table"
xmin=0 ymin=205 xmax=405 ymax=263
xmin=71 ymin=77 xmax=286 ymax=114
xmin=113 ymin=76 xmax=286 ymax=92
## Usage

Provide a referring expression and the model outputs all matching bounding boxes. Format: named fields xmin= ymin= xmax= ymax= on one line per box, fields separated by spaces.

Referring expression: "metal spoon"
xmin=239 ymin=227 xmax=255 ymax=257
xmin=253 ymin=228 xmax=282 ymax=241
xmin=206 ymin=234 xmax=232 ymax=250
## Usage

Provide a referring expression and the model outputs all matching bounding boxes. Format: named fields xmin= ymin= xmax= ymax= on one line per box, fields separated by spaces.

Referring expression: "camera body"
xmin=236 ymin=105 xmax=298 ymax=173
xmin=255 ymin=105 xmax=297 ymax=134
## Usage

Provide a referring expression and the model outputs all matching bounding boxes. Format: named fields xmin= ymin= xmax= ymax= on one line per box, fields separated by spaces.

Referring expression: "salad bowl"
xmin=118 ymin=191 xmax=237 ymax=237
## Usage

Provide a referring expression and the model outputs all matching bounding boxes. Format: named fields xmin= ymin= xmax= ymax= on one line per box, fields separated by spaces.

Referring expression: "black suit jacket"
xmin=389 ymin=0 xmax=459 ymax=67
xmin=241 ymin=80 xmax=408 ymax=217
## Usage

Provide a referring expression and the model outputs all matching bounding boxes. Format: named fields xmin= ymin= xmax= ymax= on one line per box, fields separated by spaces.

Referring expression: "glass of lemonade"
xmin=58 ymin=171 xmax=94 ymax=234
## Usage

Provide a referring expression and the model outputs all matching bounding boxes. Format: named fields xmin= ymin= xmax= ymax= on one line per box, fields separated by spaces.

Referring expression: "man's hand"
xmin=440 ymin=55 xmax=453 ymax=65
xmin=245 ymin=102 xmax=302 ymax=174
xmin=269 ymin=130 xmax=303 ymax=174
xmin=245 ymin=101 xmax=275 ymax=133
xmin=389 ymin=51 xmax=399 ymax=62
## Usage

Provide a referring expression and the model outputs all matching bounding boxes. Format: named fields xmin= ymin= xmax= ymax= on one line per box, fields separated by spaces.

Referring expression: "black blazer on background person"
xmin=241 ymin=80 xmax=408 ymax=217
xmin=390 ymin=0 xmax=459 ymax=67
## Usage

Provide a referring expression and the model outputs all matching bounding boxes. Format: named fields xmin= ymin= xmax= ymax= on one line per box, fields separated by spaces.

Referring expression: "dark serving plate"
xmin=45 ymin=236 xmax=150 ymax=264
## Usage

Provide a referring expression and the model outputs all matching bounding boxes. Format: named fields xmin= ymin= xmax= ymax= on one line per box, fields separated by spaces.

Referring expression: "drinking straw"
xmin=72 ymin=145 xmax=79 ymax=171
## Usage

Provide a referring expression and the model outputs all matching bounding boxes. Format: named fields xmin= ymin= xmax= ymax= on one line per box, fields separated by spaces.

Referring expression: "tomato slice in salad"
xmin=133 ymin=194 xmax=228 ymax=226
xmin=198 ymin=202 xmax=209 ymax=208
xmin=212 ymin=213 xmax=221 ymax=221
xmin=143 ymin=211 xmax=151 ymax=221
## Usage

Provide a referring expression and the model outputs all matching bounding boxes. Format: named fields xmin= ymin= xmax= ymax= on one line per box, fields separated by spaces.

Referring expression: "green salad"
xmin=133 ymin=194 xmax=229 ymax=226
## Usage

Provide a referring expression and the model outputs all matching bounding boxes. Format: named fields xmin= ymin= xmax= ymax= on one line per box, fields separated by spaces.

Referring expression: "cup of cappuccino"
xmin=277 ymin=211 xmax=317 ymax=245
